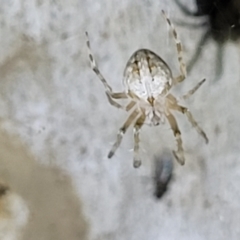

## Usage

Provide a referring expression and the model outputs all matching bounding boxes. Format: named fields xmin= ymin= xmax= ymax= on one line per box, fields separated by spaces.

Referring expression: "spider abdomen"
xmin=123 ymin=49 xmax=173 ymax=102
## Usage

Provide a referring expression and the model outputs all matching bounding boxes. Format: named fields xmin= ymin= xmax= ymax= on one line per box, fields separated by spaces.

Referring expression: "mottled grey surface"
xmin=0 ymin=0 xmax=240 ymax=239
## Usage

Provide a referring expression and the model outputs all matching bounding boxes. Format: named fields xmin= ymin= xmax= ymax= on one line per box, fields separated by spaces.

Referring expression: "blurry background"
xmin=0 ymin=0 xmax=240 ymax=239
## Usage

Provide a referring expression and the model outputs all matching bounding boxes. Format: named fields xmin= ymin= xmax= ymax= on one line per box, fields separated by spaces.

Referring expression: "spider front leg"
xmin=108 ymin=109 xmax=140 ymax=159
xmin=85 ymin=32 xmax=127 ymax=109
xmin=133 ymin=113 xmax=146 ymax=168
xmin=162 ymin=10 xmax=187 ymax=84
xmin=166 ymin=112 xmax=185 ymax=165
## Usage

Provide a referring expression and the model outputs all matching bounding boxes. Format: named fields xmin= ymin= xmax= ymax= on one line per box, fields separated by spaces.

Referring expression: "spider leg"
xmin=165 ymin=112 xmax=185 ymax=165
xmin=125 ymin=101 xmax=136 ymax=111
xmin=104 ymin=93 xmax=135 ymax=110
xmin=167 ymin=96 xmax=208 ymax=143
xmin=183 ymin=107 xmax=208 ymax=143
xmin=180 ymin=78 xmax=206 ymax=100
xmin=162 ymin=10 xmax=186 ymax=84
xmin=108 ymin=109 xmax=140 ymax=159
xmin=85 ymin=32 xmax=127 ymax=109
xmin=133 ymin=113 xmax=146 ymax=168
xmin=105 ymin=93 xmax=126 ymax=109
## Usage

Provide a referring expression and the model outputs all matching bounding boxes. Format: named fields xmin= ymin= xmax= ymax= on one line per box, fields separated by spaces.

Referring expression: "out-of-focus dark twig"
xmin=175 ymin=0 xmax=240 ymax=81
xmin=153 ymin=152 xmax=173 ymax=199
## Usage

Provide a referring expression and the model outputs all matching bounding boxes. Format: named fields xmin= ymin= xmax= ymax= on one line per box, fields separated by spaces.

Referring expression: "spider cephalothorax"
xmin=86 ymin=10 xmax=208 ymax=168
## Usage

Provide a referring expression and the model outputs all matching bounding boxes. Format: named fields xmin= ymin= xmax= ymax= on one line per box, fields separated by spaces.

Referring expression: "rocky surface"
xmin=0 ymin=0 xmax=239 ymax=239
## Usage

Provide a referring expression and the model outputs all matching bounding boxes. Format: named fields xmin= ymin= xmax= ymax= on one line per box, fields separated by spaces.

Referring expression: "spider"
xmin=86 ymin=10 xmax=208 ymax=168
xmin=175 ymin=0 xmax=240 ymax=80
